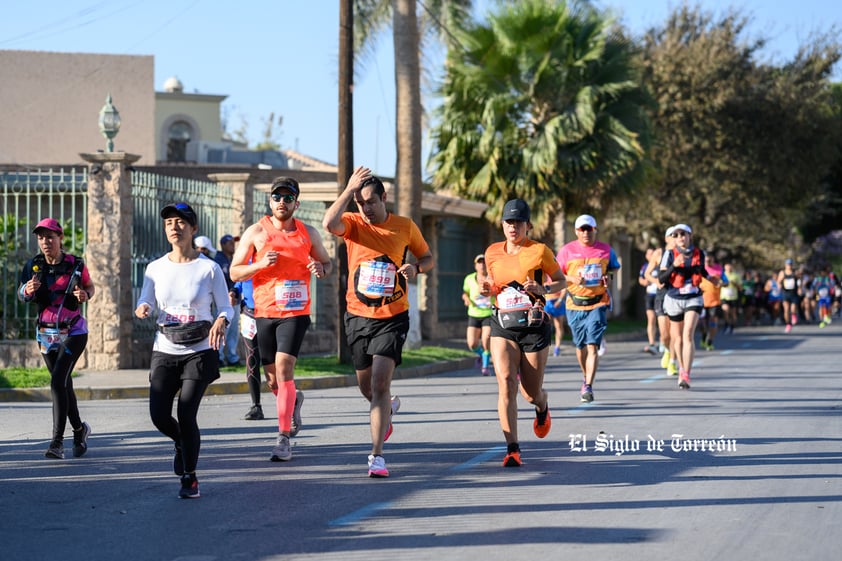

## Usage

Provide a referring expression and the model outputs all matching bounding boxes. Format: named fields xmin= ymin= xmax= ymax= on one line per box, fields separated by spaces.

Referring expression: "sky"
xmin=2 ymin=0 xmax=840 ymax=178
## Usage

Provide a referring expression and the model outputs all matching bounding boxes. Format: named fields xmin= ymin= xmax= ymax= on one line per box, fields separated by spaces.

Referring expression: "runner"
xmin=323 ymin=166 xmax=434 ymax=478
xmin=230 ymin=176 xmax=332 ymax=461
xmin=544 ymin=287 xmax=567 ymax=357
xmin=462 ymin=254 xmax=494 ymax=375
xmin=658 ymin=224 xmax=719 ymax=389
xmin=778 ymin=259 xmax=801 ymax=333
xmin=646 ymin=227 xmax=677 ymax=375
xmin=480 ymin=199 xmax=564 ymax=467
xmin=699 ymin=255 xmax=727 ymax=351
xmin=18 ymin=218 xmax=95 ymax=459
xmin=557 ymin=214 xmax=621 ymax=402
xmin=639 ymin=248 xmax=659 ymax=355
xmin=135 ymin=202 xmax=234 ymax=498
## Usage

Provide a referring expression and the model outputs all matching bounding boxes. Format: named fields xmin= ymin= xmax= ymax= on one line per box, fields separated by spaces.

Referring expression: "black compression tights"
xmin=43 ymin=333 xmax=88 ymax=441
xmin=149 ymin=377 xmax=209 ymax=473
xmin=243 ymin=334 xmax=262 ymax=405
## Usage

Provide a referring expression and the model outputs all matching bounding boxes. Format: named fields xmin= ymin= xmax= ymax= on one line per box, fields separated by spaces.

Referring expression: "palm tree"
xmin=429 ymin=0 xmax=650 ymax=244
xmin=353 ymin=0 xmax=474 ymax=224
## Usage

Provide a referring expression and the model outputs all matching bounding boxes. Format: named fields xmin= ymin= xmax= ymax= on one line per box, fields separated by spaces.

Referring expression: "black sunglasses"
xmin=577 ymin=226 xmax=594 ymax=232
xmin=271 ymin=193 xmax=296 ymax=204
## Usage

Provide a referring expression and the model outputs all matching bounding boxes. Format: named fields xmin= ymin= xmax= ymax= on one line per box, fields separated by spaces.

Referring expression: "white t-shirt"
xmin=136 ymin=253 xmax=234 ymax=355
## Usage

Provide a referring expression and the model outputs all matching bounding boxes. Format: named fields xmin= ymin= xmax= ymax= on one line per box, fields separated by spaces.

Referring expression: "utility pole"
xmin=336 ymin=0 xmax=354 ymax=362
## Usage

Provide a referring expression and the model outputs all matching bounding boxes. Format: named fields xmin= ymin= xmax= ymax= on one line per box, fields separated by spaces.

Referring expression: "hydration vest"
xmin=670 ymin=247 xmax=703 ymax=289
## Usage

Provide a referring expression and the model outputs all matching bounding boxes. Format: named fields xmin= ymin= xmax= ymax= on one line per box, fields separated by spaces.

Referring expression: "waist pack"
xmin=158 ymin=321 xmax=212 ymax=345
xmin=36 ymin=326 xmax=70 ymax=354
xmin=497 ymin=304 xmax=547 ymax=330
xmin=568 ymin=294 xmax=603 ymax=307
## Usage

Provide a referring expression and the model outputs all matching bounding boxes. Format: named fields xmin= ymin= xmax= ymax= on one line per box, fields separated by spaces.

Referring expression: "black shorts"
xmin=704 ymin=305 xmax=723 ymax=319
xmin=645 ymin=293 xmax=657 ymax=311
xmin=783 ymin=292 xmax=801 ymax=305
xmin=467 ymin=316 xmax=492 ymax=330
xmin=345 ymin=311 xmax=410 ymax=370
xmin=489 ymin=313 xmax=551 ymax=353
xmin=149 ymin=349 xmax=220 ymax=385
xmin=255 ymin=315 xmax=312 ymax=364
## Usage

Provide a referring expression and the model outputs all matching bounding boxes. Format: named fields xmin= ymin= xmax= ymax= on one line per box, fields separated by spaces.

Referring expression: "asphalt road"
xmin=0 ymin=323 xmax=839 ymax=561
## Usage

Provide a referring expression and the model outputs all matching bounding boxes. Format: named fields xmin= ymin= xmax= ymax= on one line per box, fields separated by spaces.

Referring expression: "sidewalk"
xmin=0 ymin=357 xmax=477 ymax=403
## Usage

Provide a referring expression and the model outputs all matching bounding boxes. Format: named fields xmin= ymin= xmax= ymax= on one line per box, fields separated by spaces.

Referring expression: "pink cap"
xmin=33 ymin=218 xmax=63 ymax=235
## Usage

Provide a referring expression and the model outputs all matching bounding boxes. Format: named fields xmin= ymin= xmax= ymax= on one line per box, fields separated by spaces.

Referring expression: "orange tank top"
xmin=252 ymin=216 xmax=313 ymax=318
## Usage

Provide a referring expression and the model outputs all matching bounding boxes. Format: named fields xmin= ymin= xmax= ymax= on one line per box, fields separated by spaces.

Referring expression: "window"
xmin=166 ymin=121 xmax=193 ymax=162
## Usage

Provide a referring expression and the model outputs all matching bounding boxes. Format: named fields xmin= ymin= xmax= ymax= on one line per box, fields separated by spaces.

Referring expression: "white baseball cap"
xmin=575 ymin=214 xmax=597 ymax=229
xmin=665 ymin=226 xmax=676 ymax=238
xmin=194 ymin=235 xmax=217 ymax=257
xmin=672 ymin=223 xmax=692 ymax=235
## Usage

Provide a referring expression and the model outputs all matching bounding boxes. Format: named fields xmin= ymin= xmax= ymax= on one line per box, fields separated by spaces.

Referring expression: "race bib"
xmin=578 ymin=263 xmax=604 ymax=287
xmin=818 ymin=287 xmax=830 ymax=298
xmin=240 ymin=313 xmax=257 ymax=339
xmin=160 ymin=305 xmax=198 ymax=325
xmin=497 ymin=287 xmax=532 ymax=312
xmin=678 ymin=283 xmax=700 ymax=295
xmin=358 ymin=261 xmax=397 ymax=298
xmin=274 ymin=280 xmax=309 ymax=311
xmin=473 ymin=294 xmax=492 ymax=309
xmin=783 ymin=278 xmax=796 ymax=290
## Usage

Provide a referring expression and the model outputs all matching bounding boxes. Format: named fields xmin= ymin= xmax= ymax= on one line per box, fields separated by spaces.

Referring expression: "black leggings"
xmin=149 ymin=374 xmax=210 ymax=474
xmin=243 ymin=333 xmax=262 ymax=405
xmin=42 ymin=333 xmax=87 ymax=441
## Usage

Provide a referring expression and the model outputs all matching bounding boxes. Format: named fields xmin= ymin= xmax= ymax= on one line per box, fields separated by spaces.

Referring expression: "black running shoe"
xmin=179 ymin=473 xmax=200 ymax=499
xmin=72 ymin=422 xmax=91 ymax=458
xmin=173 ymin=445 xmax=184 ymax=476
xmin=244 ymin=404 xmax=264 ymax=421
xmin=45 ymin=439 xmax=64 ymax=459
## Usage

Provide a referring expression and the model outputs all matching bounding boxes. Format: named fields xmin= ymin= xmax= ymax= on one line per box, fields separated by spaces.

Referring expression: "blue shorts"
xmin=544 ymin=298 xmax=566 ymax=318
xmin=567 ymin=307 xmax=608 ymax=349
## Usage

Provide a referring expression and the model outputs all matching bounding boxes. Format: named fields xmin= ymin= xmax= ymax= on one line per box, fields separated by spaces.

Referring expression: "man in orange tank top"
xmin=230 ymin=177 xmax=333 ymax=462
xmin=323 ymin=165 xmax=434 ymax=478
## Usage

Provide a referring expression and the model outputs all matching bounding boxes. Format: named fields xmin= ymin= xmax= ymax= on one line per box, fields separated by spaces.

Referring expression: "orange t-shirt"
xmin=341 ymin=212 xmax=430 ymax=319
xmin=251 ymin=217 xmax=313 ymax=318
xmin=484 ymin=239 xmax=560 ymax=294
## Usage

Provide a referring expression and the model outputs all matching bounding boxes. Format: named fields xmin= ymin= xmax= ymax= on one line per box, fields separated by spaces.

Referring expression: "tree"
xmin=621 ymin=3 xmax=842 ymax=268
xmin=353 ymin=0 xmax=474 ymax=224
xmin=429 ymin=0 xmax=650 ymax=244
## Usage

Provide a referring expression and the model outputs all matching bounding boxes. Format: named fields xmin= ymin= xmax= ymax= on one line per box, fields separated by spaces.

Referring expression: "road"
xmin=0 ymin=323 xmax=839 ymax=561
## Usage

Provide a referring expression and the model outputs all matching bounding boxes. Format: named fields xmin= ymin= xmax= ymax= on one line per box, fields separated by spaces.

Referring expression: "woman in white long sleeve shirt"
xmin=135 ymin=202 xmax=233 ymax=499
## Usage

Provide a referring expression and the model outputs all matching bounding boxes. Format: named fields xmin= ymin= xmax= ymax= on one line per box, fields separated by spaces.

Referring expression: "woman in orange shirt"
xmin=480 ymin=199 xmax=565 ymax=468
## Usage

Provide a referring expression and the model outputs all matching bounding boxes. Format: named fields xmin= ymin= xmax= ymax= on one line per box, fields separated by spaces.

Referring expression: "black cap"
xmin=270 ymin=177 xmax=300 ymax=197
xmin=160 ymin=202 xmax=198 ymax=226
xmin=502 ymin=199 xmax=530 ymax=222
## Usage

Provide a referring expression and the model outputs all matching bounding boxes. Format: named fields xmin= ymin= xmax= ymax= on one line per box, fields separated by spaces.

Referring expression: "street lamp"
xmin=98 ymin=94 xmax=121 ymax=152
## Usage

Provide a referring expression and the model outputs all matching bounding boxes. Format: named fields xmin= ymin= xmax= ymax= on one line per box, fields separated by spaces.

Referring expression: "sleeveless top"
xmin=252 ymin=217 xmax=313 ymax=318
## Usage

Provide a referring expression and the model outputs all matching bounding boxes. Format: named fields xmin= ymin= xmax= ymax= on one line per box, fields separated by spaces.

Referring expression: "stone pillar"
xmin=208 ymin=172 xmax=252 ymax=236
xmin=79 ymin=151 xmax=141 ymax=369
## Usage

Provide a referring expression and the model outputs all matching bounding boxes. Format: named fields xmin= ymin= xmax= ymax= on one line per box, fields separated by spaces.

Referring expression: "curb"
xmin=0 ymin=357 xmax=477 ymax=403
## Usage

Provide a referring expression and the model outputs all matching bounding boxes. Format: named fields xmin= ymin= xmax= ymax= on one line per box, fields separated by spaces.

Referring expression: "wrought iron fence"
xmin=0 ymin=167 xmax=88 ymax=339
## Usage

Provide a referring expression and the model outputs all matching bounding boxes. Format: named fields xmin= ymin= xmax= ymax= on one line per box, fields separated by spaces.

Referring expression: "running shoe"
xmin=553 ymin=345 xmax=561 ymax=357
xmin=660 ymin=349 xmax=671 ymax=369
xmin=678 ymin=371 xmax=691 ymax=389
xmin=45 ymin=439 xmax=64 ymax=459
xmin=819 ymin=320 xmax=827 ymax=328
xmin=481 ymin=366 xmax=490 ymax=376
xmin=502 ymin=450 xmax=522 ymax=467
xmin=533 ymin=406 xmax=551 ymax=438
xmin=173 ymin=444 xmax=184 ymax=475
xmin=597 ymin=340 xmax=606 ymax=357
xmin=244 ymin=404 xmax=264 ymax=421
xmin=667 ymin=362 xmax=679 ymax=376
xmin=384 ymin=396 xmax=400 ymax=442
xmin=72 ymin=421 xmax=91 ymax=458
xmin=367 ymin=454 xmax=389 ymax=478
xmin=792 ymin=314 xmax=798 ymax=325
xmin=178 ymin=473 xmax=200 ymax=499
xmin=474 ymin=355 xmax=482 ymax=369
xmin=270 ymin=434 xmax=292 ymax=462
xmin=290 ymin=390 xmax=304 ymax=437
xmin=580 ymin=383 xmax=594 ymax=403
xmin=644 ymin=345 xmax=658 ymax=356
xmin=785 ymin=324 xmax=792 ymax=333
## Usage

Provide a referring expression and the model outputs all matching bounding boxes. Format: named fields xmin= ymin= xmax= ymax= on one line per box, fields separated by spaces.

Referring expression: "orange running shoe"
xmin=533 ymin=406 xmax=551 ymax=438
xmin=502 ymin=450 xmax=522 ymax=467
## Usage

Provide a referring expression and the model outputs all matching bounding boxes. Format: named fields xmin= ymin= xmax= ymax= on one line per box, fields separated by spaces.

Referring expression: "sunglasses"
xmin=577 ymin=226 xmax=594 ymax=232
xmin=673 ymin=231 xmax=689 ymax=237
xmin=271 ymin=193 xmax=297 ymax=204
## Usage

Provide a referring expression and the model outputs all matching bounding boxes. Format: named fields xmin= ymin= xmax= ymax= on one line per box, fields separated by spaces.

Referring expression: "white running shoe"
xmin=367 ymin=454 xmax=389 ymax=478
